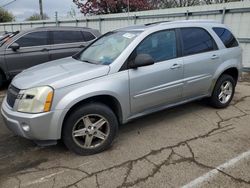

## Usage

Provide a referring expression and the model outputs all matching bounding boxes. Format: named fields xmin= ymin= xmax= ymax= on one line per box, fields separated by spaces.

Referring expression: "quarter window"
xmin=135 ymin=30 xmax=177 ymax=63
xmin=83 ymin=31 xmax=96 ymax=41
xmin=180 ymin=28 xmax=217 ymax=56
xmin=213 ymin=27 xmax=238 ymax=48
xmin=52 ymin=30 xmax=84 ymax=44
xmin=14 ymin=31 xmax=48 ymax=47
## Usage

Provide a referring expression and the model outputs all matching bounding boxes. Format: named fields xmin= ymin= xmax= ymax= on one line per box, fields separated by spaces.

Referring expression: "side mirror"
xmin=130 ymin=54 xmax=155 ymax=68
xmin=9 ymin=43 xmax=20 ymax=51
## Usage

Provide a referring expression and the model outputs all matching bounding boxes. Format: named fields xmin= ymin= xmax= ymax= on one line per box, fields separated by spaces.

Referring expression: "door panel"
xmin=49 ymin=43 xmax=86 ymax=61
xmin=4 ymin=47 xmax=50 ymax=77
xmin=182 ymin=52 xmax=220 ymax=98
xmin=179 ymin=27 xmax=221 ymax=99
xmin=128 ymin=29 xmax=183 ymax=114
xmin=129 ymin=58 xmax=183 ymax=114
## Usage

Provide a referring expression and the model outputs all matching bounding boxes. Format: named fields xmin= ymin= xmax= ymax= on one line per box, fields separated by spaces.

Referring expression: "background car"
xmin=0 ymin=26 xmax=101 ymax=87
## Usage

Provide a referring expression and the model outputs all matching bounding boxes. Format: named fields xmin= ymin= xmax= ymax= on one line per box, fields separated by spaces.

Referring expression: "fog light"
xmin=21 ymin=123 xmax=30 ymax=132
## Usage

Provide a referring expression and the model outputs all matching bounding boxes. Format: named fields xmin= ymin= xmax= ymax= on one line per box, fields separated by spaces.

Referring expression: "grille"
xmin=6 ymin=85 xmax=20 ymax=108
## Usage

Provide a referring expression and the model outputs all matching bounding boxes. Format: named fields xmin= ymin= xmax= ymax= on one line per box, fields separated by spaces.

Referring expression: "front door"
xmin=4 ymin=31 xmax=50 ymax=77
xmin=129 ymin=29 xmax=184 ymax=114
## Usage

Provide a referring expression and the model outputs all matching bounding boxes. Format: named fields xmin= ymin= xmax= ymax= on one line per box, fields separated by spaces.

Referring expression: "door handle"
xmin=170 ymin=63 xmax=181 ymax=70
xmin=41 ymin=48 xmax=49 ymax=52
xmin=211 ymin=54 xmax=219 ymax=60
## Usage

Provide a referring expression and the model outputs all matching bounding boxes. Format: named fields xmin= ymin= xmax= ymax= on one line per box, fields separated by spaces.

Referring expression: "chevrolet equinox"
xmin=1 ymin=20 xmax=242 ymax=155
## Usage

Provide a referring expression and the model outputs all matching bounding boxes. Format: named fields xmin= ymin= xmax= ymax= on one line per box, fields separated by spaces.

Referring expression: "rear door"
xmin=129 ymin=29 xmax=184 ymax=114
xmin=4 ymin=31 xmax=50 ymax=77
xmin=179 ymin=27 xmax=220 ymax=99
xmin=49 ymin=30 xmax=88 ymax=60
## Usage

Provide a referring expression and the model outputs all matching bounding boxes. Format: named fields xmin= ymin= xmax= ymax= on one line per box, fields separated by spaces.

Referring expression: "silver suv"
xmin=1 ymin=20 xmax=242 ymax=155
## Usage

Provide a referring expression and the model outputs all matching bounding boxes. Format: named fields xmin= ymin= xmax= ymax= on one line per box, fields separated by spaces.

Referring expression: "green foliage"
xmin=0 ymin=8 xmax=15 ymax=22
xmin=25 ymin=13 xmax=49 ymax=21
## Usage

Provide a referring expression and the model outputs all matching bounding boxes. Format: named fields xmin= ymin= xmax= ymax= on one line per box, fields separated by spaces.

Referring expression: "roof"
xmin=117 ymin=19 xmax=221 ymax=32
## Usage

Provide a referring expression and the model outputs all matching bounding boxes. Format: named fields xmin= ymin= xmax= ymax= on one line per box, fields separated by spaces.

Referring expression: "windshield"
xmin=78 ymin=31 xmax=141 ymax=65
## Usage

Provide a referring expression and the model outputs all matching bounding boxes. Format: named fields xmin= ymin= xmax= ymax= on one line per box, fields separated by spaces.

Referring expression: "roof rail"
xmin=159 ymin=19 xmax=219 ymax=26
xmin=144 ymin=21 xmax=171 ymax=26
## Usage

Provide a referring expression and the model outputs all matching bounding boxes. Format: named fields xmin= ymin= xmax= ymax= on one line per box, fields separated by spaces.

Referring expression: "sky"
xmin=1 ymin=0 xmax=81 ymax=21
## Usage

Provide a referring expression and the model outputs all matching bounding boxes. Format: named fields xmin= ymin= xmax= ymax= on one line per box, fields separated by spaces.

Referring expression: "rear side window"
xmin=135 ymin=30 xmax=177 ymax=63
xmin=14 ymin=31 xmax=48 ymax=47
xmin=82 ymin=31 xmax=96 ymax=41
xmin=52 ymin=30 xmax=84 ymax=44
xmin=180 ymin=28 xmax=217 ymax=56
xmin=213 ymin=27 xmax=238 ymax=48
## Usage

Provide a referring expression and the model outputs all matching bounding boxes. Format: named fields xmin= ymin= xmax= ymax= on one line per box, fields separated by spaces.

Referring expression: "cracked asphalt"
xmin=0 ymin=81 xmax=250 ymax=188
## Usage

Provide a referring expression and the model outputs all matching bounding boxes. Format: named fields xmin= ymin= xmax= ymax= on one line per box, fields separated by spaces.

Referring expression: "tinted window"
xmin=213 ymin=27 xmax=238 ymax=48
xmin=135 ymin=30 xmax=177 ymax=63
xmin=15 ymin=31 xmax=48 ymax=47
xmin=83 ymin=31 xmax=96 ymax=41
xmin=181 ymin=28 xmax=217 ymax=56
xmin=52 ymin=30 xmax=84 ymax=44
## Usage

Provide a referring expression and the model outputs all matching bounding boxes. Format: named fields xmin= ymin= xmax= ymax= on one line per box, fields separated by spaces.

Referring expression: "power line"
xmin=0 ymin=0 xmax=17 ymax=8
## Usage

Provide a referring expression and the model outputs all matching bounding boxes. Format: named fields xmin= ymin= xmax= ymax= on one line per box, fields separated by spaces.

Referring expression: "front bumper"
xmin=1 ymin=97 xmax=64 ymax=141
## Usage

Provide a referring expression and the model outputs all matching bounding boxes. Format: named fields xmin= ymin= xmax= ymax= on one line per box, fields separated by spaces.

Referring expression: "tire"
xmin=0 ymin=73 xmax=4 ymax=89
xmin=209 ymin=74 xmax=236 ymax=108
xmin=62 ymin=103 xmax=118 ymax=155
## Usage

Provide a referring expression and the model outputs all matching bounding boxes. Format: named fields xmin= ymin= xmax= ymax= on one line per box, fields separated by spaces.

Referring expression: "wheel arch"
xmin=210 ymin=66 xmax=239 ymax=94
xmin=60 ymin=94 xmax=123 ymax=137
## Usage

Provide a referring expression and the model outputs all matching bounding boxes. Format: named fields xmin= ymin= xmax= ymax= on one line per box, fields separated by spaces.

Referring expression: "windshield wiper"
xmin=81 ymin=59 xmax=96 ymax=64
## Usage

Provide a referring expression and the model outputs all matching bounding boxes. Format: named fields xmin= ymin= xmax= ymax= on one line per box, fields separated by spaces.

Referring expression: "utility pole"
xmin=127 ymin=0 xmax=130 ymax=20
xmin=39 ymin=0 xmax=44 ymax=20
xmin=55 ymin=11 xmax=59 ymax=26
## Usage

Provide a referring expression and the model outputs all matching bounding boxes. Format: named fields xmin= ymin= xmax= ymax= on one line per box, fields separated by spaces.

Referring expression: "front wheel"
xmin=62 ymin=103 xmax=118 ymax=155
xmin=208 ymin=74 xmax=236 ymax=108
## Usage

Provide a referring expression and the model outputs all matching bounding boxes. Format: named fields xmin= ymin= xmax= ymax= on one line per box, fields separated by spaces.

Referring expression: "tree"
xmin=25 ymin=13 xmax=49 ymax=21
xmin=0 ymin=8 xmax=15 ymax=22
xmin=73 ymin=0 xmax=152 ymax=15
xmin=67 ymin=6 xmax=77 ymax=18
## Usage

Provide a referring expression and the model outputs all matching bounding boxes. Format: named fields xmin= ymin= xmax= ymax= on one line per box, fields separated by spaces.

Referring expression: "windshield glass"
xmin=78 ymin=31 xmax=141 ymax=65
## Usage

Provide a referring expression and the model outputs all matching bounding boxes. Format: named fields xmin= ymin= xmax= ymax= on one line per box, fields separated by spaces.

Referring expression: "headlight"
xmin=17 ymin=86 xmax=54 ymax=113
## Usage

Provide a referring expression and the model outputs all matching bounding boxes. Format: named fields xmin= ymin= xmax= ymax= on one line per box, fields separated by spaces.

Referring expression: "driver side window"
xmin=13 ymin=31 xmax=48 ymax=48
xmin=135 ymin=30 xmax=177 ymax=63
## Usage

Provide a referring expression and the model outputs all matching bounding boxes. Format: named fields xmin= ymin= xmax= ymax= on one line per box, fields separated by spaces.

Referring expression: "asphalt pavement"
xmin=0 ymin=81 xmax=250 ymax=188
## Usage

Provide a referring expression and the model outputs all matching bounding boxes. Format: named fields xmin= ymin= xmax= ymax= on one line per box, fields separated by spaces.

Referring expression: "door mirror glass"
xmin=130 ymin=54 xmax=155 ymax=68
xmin=9 ymin=43 xmax=20 ymax=51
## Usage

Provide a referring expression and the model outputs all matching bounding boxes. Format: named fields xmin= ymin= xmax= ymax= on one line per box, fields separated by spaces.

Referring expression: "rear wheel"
xmin=62 ymin=103 xmax=118 ymax=155
xmin=208 ymin=74 xmax=236 ymax=108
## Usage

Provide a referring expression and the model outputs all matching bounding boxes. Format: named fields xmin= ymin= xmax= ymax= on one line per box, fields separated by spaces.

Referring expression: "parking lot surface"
xmin=0 ymin=81 xmax=250 ymax=188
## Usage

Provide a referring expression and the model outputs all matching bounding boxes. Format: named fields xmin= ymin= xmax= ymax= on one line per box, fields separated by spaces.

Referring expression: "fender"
xmin=209 ymin=57 xmax=240 ymax=94
xmin=51 ymin=71 xmax=130 ymax=139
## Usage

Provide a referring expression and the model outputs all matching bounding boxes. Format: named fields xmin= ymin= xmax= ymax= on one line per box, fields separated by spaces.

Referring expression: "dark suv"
xmin=0 ymin=26 xmax=101 ymax=87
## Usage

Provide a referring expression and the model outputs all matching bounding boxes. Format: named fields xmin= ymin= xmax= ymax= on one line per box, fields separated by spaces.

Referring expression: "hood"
xmin=12 ymin=57 xmax=110 ymax=89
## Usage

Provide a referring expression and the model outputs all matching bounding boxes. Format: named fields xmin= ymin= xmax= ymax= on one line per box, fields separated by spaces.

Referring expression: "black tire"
xmin=0 ymin=73 xmax=4 ymax=89
xmin=208 ymin=74 xmax=236 ymax=108
xmin=62 ymin=103 xmax=118 ymax=155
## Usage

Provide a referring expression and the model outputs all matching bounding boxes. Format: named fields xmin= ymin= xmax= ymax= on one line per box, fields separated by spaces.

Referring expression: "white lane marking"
xmin=22 ymin=170 xmax=65 ymax=186
xmin=182 ymin=150 xmax=250 ymax=188
xmin=18 ymin=161 xmax=91 ymax=186
xmin=79 ymin=161 xmax=91 ymax=167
